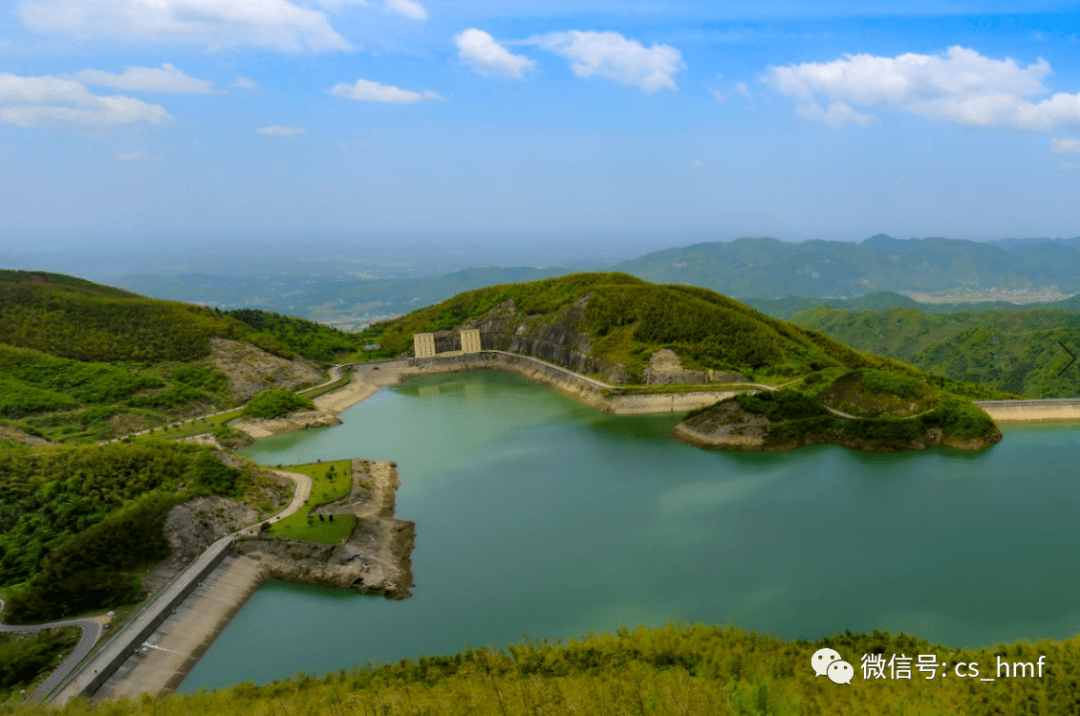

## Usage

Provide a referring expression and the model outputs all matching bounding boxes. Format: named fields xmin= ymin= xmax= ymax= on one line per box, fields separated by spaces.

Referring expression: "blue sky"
xmin=2 ymin=0 xmax=1080 ymax=248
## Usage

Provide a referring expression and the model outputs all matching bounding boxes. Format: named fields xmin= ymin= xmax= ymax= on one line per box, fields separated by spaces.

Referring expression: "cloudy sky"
xmin=2 ymin=0 xmax=1080 ymax=246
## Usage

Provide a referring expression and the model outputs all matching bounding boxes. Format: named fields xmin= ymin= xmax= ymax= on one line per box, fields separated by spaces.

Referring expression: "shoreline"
xmin=68 ymin=459 xmax=413 ymax=703
xmin=225 ymin=356 xmax=1080 ymax=445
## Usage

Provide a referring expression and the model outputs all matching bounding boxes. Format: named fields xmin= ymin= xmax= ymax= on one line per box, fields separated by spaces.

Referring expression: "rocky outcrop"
xmin=230 ymin=410 xmax=342 ymax=439
xmin=142 ymin=496 xmax=262 ymax=594
xmin=644 ymin=349 xmax=707 ymax=385
xmin=203 ymin=337 xmax=324 ymax=402
xmin=414 ymin=296 xmax=633 ymax=384
xmin=233 ymin=460 xmax=415 ymax=599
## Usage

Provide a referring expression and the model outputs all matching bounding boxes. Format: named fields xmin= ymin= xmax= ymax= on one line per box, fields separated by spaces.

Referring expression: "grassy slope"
xmin=7 ymin=623 xmax=1078 ymax=715
xmin=0 ymin=272 xmax=361 ymax=443
xmin=790 ymin=306 xmax=1080 ymax=397
xmin=359 ymin=273 xmax=1013 ymax=401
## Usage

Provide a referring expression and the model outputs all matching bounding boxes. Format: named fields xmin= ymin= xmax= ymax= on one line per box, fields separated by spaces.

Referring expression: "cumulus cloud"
xmin=71 ymin=63 xmax=216 ymax=93
xmin=231 ymin=76 xmax=258 ymax=90
xmin=385 ymin=0 xmax=427 ymax=20
xmin=257 ymin=125 xmax=304 ymax=136
xmin=455 ymin=29 xmax=534 ymax=80
xmin=16 ymin=0 xmax=349 ymax=52
xmin=328 ymin=78 xmax=440 ymax=103
xmin=1051 ymin=136 xmax=1080 ymax=153
xmin=530 ymin=30 xmax=683 ymax=92
xmin=768 ymin=46 xmax=1080 ymax=131
xmin=0 ymin=72 xmax=170 ymax=129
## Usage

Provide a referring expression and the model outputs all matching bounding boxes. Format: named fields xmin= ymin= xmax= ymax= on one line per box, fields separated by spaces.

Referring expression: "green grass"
xmin=267 ymin=459 xmax=355 ymax=544
xmin=266 ymin=513 xmax=356 ymax=544
xmin=9 ymin=622 xmax=1080 ymax=715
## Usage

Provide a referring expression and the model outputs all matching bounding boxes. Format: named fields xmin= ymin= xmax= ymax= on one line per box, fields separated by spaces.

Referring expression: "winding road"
xmin=0 ymin=599 xmax=105 ymax=702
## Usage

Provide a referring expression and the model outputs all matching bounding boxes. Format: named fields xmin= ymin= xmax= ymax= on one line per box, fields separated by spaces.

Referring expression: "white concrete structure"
xmin=461 ymin=329 xmax=481 ymax=354
xmin=413 ymin=333 xmax=436 ymax=358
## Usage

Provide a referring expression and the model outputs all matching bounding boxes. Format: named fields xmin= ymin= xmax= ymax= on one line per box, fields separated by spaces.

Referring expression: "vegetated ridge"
xmin=788 ymin=305 xmax=1080 ymax=398
xmin=0 ymin=271 xmax=362 ymax=443
xmin=360 ymin=272 xmax=1008 ymax=451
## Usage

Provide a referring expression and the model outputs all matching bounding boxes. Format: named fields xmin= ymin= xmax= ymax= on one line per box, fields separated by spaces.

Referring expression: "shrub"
xmin=241 ymin=389 xmax=315 ymax=419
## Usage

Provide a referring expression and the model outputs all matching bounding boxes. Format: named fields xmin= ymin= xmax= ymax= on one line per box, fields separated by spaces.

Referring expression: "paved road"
xmin=0 ymin=599 xmax=104 ymax=702
xmin=50 ymin=466 xmax=315 ymax=703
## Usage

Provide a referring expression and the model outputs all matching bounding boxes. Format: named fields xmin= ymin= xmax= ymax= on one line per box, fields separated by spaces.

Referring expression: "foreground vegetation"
xmin=2 ymin=623 xmax=1076 ymax=715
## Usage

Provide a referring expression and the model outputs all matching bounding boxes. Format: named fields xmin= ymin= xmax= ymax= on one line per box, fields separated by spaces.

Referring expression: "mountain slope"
xmin=0 ymin=271 xmax=358 ymax=442
xmin=360 ymin=273 xmax=1011 ymax=402
xmin=789 ymin=306 xmax=1080 ymax=397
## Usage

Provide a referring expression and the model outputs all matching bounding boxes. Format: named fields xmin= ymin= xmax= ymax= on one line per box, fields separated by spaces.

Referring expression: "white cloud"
xmin=0 ymin=72 xmax=170 ymax=128
xmin=231 ymin=76 xmax=258 ymax=90
xmin=328 ymin=78 xmax=439 ymax=103
xmin=71 ymin=63 xmax=215 ymax=93
xmin=768 ymin=46 xmax=1080 ymax=131
xmin=17 ymin=0 xmax=350 ymax=52
xmin=257 ymin=125 xmax=304 ymax=136
xmin=1051 ymin=136 xmax=1080 ymax=154
xmin=385 ymin=0 xmax=427 ymax=20
xmin=531 ymin=30 xmax=683 ymax=92
xmin=455 ymin=29 xmax=534 ymax=80
xmin=1059 ymin=161 xmax=1080 ymax=170
xmin=734 ymin=81 xmax=751 ymax=99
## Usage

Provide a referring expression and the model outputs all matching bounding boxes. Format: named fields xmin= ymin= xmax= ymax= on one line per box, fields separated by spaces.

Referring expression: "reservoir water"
xmin=181 ymin=370 xmax=1080 ymax=692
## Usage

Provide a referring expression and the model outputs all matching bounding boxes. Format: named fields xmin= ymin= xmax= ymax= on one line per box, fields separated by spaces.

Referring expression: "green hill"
xmin=360 ymin=273 xmax=1012 ymax=400
xmin=789 ymin=306 xmax=1080 ymax=397
xmin=0 ymin=271 xmax=363 ymax=443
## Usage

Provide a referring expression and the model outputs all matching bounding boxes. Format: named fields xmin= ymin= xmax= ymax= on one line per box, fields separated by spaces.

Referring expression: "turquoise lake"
xmin=180 ymin=369 xmax=1080 ymax=692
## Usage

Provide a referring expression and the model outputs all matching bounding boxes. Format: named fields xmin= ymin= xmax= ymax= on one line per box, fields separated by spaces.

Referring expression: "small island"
xmin=671 ymin=368 xmax=1004 ymax=452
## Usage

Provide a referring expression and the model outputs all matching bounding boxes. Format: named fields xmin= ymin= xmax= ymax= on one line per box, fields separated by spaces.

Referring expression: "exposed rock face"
xmin=203 ymin=337 xmax=324 ymax=402
xmin=672 ymin=399 xmax=769 ymax=450
xmin=142 ymin=496 xmax=262 ymax=594
xmin=644 ymin=349 xmax=707 ymax=385
xmin=230 ymin=410 xmax=342 ymax=439
xmin=430 ymin=296 xmax=632 ymax=384
xmin=233 ymin=460 xmax=415 ymax=599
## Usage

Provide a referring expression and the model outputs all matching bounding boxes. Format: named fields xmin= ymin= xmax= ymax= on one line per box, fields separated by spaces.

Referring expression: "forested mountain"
xmin=789 ymin=306 xmax=1080 ymax=397
xmin=614 ymin=235 xmax=1080 ymax=299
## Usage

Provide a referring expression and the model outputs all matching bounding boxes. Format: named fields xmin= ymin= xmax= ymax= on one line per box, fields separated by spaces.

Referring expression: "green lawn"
xmin=267 ymin=459 xmax=355 ymax=544
xmin=268 ymin=513 xmax=356 ymax=544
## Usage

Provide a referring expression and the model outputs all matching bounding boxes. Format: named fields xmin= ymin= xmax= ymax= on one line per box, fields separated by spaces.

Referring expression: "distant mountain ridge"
xmin=614 ymin=235 xmax=1080 ymax=300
